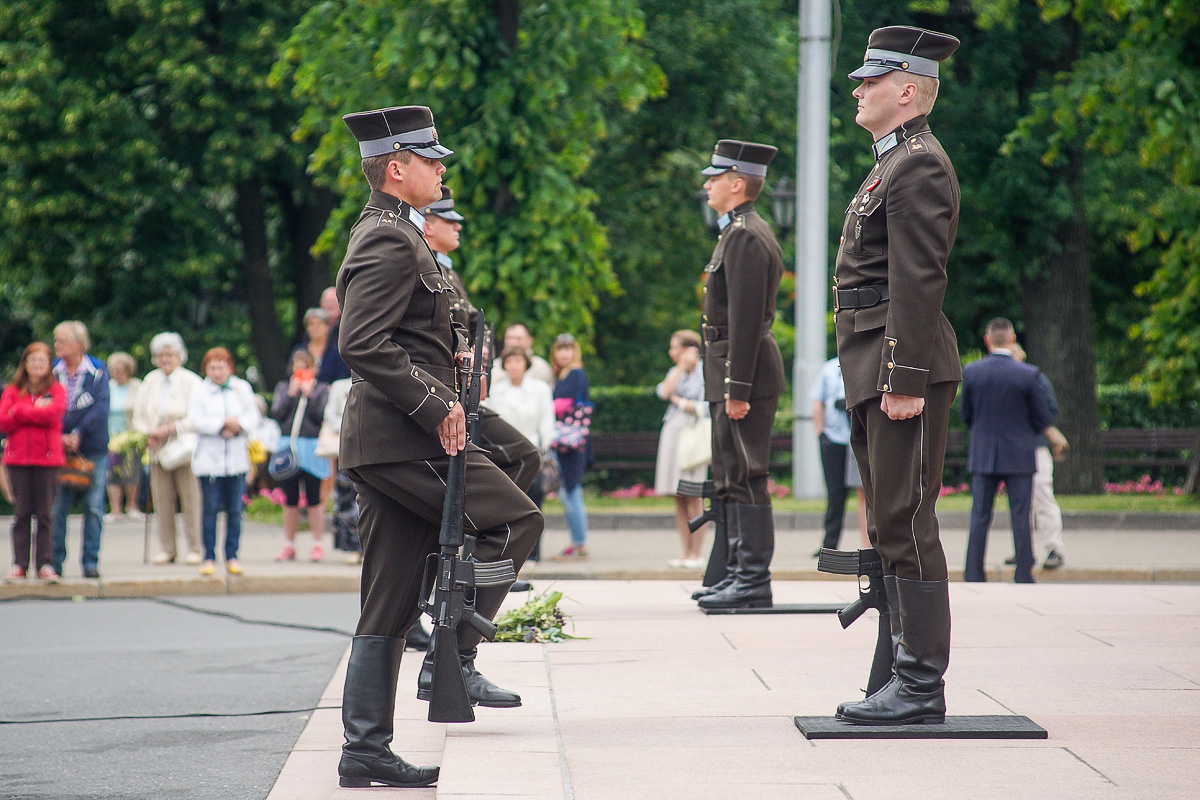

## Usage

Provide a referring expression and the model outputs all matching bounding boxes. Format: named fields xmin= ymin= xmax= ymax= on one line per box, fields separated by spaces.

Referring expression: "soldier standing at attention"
xmin=690 ymin=140 xmax=787 ymax=611
xmin=832 ymin=27 xmax=962 ymax=726
xmin=335 ymin=106 xmax=543 ymax=788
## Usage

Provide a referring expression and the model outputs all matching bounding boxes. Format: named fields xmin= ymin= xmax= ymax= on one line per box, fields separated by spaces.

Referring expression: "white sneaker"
xmin=683 ymin=558 xmax=706 ymax=569
xmin=667 ymin=558 xmax=686 ymax=569
xmin=152 ymin=552 xmax=176 ymax=565
xmin=103 ymin=513 xmax=123 ymax=524
xmin=184 ymin=552 xmax=204 ymax=565
xmin=126 ymin=509 xmax=146 ymax=522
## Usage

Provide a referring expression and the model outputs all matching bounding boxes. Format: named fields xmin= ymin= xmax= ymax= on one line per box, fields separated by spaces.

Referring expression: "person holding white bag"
xmin=654 ymin=330 xmax=710 ymax=569
xmin=132 ymin=332 xmax=203 ymax=565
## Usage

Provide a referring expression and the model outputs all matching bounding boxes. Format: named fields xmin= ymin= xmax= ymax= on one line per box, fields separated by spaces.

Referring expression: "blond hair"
xmin=362 ymin=150 xmax=414 ymax=190
xmin=891 ymin=71 xmax=940 ymax=116
xmin=552 ymin=341 xmax=584 ymax=378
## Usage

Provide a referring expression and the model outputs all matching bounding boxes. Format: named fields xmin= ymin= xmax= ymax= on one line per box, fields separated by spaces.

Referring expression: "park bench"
xmin=589 ymin=427 xmax=1197 ymax=479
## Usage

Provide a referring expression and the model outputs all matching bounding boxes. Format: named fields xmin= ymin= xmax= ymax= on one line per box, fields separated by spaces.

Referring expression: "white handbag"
xmin=156 ymin=431 xmax=198 ymax=470
xmin=676 ymin=414 xmax=713 ymax=471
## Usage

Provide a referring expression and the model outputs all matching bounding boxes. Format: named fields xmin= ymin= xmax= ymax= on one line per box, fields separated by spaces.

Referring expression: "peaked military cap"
xmin=849 ymin=26 xmax=960 ymax=80
xmin=423 ymin=186 xmax=464 ymax=221
xmin=342 ymin=105 xmax=453 ymax=160
xmin=701 ymin=139 xmax=778 ymax=177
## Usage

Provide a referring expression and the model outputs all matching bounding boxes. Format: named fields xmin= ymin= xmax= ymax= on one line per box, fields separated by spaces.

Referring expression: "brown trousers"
xmin=348 ymin=451 xmax=543 ymax=644
xmin=150 ymin=462 xmax=202 ymax=558
xmin=7 ymin=465 xmax=58 ymax=570
xmin=710 ymin=395 xmax=779 ymax=505
xmin=849 ymin=381 xmax=957 ymax=581
xmin=476 ymin=411 xmax=541 ymax=492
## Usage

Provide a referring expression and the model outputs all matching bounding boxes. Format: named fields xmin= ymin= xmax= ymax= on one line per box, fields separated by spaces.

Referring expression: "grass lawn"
xmin=243 ymin=486 xmax=1199 ymax=524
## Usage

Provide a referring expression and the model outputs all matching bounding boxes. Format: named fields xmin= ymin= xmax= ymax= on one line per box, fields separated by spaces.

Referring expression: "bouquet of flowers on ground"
xmin=493 ymin=589 xmax=582 ymax=643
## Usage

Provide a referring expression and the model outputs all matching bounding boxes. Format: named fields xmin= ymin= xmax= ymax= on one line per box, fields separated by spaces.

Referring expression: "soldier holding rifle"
xmin=832 ymin=26 xmax=962 ymax=725
xmin=335 ymin=105 xmax=543 ymax=788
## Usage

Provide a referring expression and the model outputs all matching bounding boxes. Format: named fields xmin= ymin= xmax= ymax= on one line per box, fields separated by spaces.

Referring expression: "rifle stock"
xmin=679 ymin=480 xmax=728 ymax=587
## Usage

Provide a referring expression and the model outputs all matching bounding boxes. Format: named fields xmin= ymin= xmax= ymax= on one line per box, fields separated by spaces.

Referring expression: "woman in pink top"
xmin=0 ymin=343 xmax=67 ymax=581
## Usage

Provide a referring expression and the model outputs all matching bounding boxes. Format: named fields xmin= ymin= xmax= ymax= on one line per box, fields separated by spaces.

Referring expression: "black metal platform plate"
xmin=794 ymin=715 xmax=1047 ymax=740
xmin=700 ymin=603 xmax=844 ymax=615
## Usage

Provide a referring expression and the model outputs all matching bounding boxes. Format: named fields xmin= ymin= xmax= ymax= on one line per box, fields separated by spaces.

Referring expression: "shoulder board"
xmin=733 ymin=215 xmax=746 ymax=227
xmin=377 ymin=209 xmax=400 ymax=227
xmin=905 ymin=135 xmax=929 ymax=154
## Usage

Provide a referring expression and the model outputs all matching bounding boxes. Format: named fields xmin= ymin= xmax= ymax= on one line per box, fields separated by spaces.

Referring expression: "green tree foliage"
xmin=0 ymin=0 xmax=331 ymax=387
xmin=276 ymin=0 xmax=666 ymax=357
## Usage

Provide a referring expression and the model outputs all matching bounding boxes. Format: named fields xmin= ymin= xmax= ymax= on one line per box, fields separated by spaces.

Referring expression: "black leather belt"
xmin=833 ymin=284 xmax=889 ymax=311
xmin=703 ymin=320 xmax=773 ymax=342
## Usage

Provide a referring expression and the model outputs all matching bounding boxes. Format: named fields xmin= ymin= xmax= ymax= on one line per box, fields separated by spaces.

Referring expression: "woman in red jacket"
xmin=1 ymin=342 xmax=66 ymax=581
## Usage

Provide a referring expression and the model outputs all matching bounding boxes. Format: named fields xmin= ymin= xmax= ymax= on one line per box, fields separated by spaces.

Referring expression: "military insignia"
xmin=912 ymin=140 xmax=923 ymax=150
xmin=733 ymin=216 xmax=745 ymax=227
xmin=431 ymin=127 xmax=438 ymax=142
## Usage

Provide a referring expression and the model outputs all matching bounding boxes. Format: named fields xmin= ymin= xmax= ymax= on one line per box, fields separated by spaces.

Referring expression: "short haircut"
xmin=201 ymin=347 xmax=235 ymax=374
xmin=891 ymin=71 xmax=940 ymax=116
xmin=362 ymin=150 xmax=413 ymax=190
xmin=672 ymin=329 xmax=702 ymax=349
xmin=14 ymin=342 xmax=55 ymax=396
xmin=53 ymin=320 xmax=90 ymax=352
xmin=985 ymin=317 xmax=1015 ymax=346
xmin=106 ymin=351 xmax=137 ymax=378
xmin=722 ymin=170 xmax=764 ymax=201
xmin=499 ymin=346 xmax=531 ymax=370
xmin=303 ymin=307 xmax=330 ymax=325
xmin=150 ymin=331 xmax=188 ymax=365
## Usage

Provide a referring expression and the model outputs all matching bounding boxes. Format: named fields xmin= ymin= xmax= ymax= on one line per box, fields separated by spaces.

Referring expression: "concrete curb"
xmin=548 ymin=510 xmax=1200 ymax=531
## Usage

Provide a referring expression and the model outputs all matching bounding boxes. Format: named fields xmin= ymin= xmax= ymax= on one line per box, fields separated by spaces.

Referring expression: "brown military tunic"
xmin=833 ymin=115 xmax=961 ymax=581
xmin=702 ymin=201 xmax=786 ymax=505
xmin=336 ymin=190 xmax=542 ymax=640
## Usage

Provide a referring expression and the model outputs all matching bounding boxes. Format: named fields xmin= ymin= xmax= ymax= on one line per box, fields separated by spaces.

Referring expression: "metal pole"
xmin=792 ymin=0 xmax=831 ymax=500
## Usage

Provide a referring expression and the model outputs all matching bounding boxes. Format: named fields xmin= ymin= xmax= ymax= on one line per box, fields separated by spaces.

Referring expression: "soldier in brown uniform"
xmin=334 ymin=106 xmax=543 ymax=788
xmin=832 ymin=27 xmax=962 ymax=725
xmin=690 ymin=140 xmax=788 ymax=610
xmin=422 ymin=186 xmax=542 ymax=494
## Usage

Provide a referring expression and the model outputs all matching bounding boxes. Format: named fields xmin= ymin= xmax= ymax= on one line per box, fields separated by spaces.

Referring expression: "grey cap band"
xmin=849 ymin=48 xmax=940 ymax=79
xmin=425 ymin=201 xmax=464 ymax=221
xmin=701 ymin=154 xmax=769 ymax=177
xmin=358 ymin=125 xmax=453 ymax=159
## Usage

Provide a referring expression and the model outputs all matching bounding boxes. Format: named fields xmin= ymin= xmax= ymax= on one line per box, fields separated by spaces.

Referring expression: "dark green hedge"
xmin=591 ymin=383 xmax=1199 ymax=434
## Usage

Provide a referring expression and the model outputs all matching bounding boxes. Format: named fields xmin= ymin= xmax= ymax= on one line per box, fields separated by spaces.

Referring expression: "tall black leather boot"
xmin=837 ymin=574 xmax=900 ymax=716
xmin=839 ymin=578 xmax=950 ymax=725
xmin=415 ymin=646 xmax=523 ymax=708
xmin=697 ymin=503 xmax=774 ymax=610
xmin=692 ymin=500 xmax=737 ymax=600
xmin=339 ymin=635 xmax=439 ymax=788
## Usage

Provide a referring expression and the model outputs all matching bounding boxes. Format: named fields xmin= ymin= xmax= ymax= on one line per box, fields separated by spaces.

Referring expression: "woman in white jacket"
xmin=187 ymin=348 xmax=260 ymax=576
xmin=132 ymin=332 xmax=204 ymax=565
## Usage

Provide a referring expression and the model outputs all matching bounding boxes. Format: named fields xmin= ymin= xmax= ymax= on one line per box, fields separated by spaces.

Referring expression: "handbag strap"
xmin=288 ymin=397 xmax=307 ymax=453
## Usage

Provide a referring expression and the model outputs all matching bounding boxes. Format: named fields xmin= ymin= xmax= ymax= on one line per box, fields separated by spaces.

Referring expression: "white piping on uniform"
xmin=424 ymin=459 xmax=479 ymax=531
xmin=910 ymin=412 xmax=926 ymax=580
xmin=730 ymin=417 xmax=755 ymax=502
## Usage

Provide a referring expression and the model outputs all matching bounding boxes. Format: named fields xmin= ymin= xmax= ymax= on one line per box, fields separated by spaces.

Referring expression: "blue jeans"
xmin=200 ymin=474 xmax=246 ymax=562
xmin=53 ymin=455 xmax=109 ymax=573
xmin=560 ymin=483 xmax=589 ymax=547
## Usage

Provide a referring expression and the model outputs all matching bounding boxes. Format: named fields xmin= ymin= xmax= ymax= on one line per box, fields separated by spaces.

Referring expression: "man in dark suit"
xmin=334 ymin=106 xmax=543 ymax=789
xmin=689 ymin=139 xmax=787 ymax=611
xmin=833 ymin=26 xmax=962 ymax=726
xmin=961 ymin=318 xmax=1056 ymax=584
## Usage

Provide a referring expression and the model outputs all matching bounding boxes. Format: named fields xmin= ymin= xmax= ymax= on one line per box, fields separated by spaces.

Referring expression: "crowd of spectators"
xmin=2 ymin=305 xmax=586 ymax=581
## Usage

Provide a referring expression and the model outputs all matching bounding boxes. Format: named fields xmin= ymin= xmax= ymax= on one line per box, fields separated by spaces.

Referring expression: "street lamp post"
xmin=792 ymin=0 xmax=832 ymax=500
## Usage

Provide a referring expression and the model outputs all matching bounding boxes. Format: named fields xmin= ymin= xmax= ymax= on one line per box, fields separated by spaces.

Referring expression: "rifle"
xmin=817 ymin=547 xmax=893 ymax=696
xmin=677 ymin=479 xmax=727 ymax=587
xmin=418 ymin=311 xmax=516 ymax=723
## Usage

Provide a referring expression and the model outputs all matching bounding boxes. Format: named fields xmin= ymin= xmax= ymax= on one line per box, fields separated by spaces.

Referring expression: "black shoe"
xmin=1003 ymin=555 xmax=1016 ymax=566
xmin=509 ymin=580 xmax=533 ymax=593
xmin=1043 ymin=551 xmax=1064 ymax=570
xmin=404 ymin=621 xmax=431 ymax=652
xmin=417 ymin=648 xmax=522 ymax=708
xmin=839 ymin=578 xmax=950 ymax=726
xmin=82 ymin=567 xmax=100 ymax=579
xmin=691 ymin=574 xmax=733 ymax=601
xmin=697 ymin=503 xmax=774 ymax=610
xmin=340 ymin=635 xmax=439 ymax=788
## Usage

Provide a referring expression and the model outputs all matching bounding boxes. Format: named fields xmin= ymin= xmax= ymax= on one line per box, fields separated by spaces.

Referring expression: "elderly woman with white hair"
xmin=132 ymin=332 xmax=204 ymax=564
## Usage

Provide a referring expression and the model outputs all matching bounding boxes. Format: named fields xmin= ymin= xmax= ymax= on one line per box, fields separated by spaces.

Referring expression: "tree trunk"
xmin=1020 ymin=151 xmax=1104 ymax=494
xmin=279 ymin=180 xmax=338 ymax=342
xmin=235 ymin=179 xmax=288 ymax=389
xmin=1186 ymin=432 xmax=1200 ymax=495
